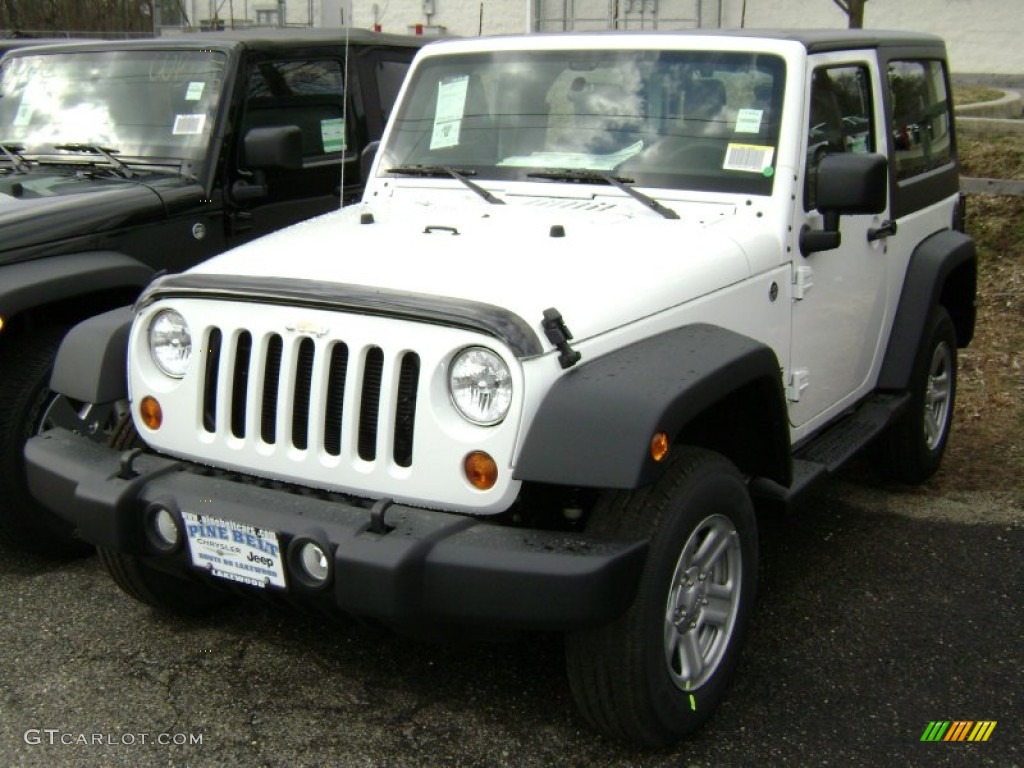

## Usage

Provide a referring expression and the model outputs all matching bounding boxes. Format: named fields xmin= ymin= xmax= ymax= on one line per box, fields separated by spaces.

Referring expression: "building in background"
xmin=337 ymin=0 xmax=1022 ymax=75
xmin=4 ymin=1 xmax=1017 ymax=74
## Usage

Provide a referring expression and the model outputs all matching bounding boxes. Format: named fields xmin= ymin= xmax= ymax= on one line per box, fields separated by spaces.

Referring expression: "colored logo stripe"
xmin=968 ymin=722 xmax=997 ymax=742
xmin=921 ymin=721 xmax=997 ymax=742
xmin=944 ymin=721 xmax=973 ymax=741
xmin=921 ymin=721 xmax=950 ymax=741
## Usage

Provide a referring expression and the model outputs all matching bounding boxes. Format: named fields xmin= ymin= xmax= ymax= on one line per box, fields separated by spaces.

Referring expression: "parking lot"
xmin=1 ymin=464 xmax=1020 ymax=767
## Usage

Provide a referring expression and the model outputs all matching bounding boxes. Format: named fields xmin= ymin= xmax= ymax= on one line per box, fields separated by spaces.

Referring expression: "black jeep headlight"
xmin=449 ymin=346 xmax=512 ymax=425
xmin=148 ymin=309 xmax=192 ymax=378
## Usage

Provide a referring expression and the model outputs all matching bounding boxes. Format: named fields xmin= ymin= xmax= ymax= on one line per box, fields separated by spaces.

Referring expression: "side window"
xmin=242 ymin=59 xmax=347 ymax=160
xmin=888 ymin=60 xmax=952 ymax=180
xmin=376 ymin=59 xmax=412 ymax=125
xmin=805 ymin=64 xmax=875 ymax=209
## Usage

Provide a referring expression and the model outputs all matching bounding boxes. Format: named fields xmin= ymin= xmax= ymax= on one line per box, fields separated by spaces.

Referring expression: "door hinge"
xmin=787 ymin=368 xmax=810 ymax=402
xmin=792 ymin=265 xmax=814 ymax=300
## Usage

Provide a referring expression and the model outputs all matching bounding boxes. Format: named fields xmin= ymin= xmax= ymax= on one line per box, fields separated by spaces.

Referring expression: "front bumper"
xmin=25 ymin=429 xmax=646 ymax=631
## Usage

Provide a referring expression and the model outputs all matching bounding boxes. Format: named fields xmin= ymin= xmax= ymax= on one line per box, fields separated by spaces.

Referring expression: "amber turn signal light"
xmin=650 ymin=431 xmax=670 ymax=462
xmin=464 ymin=451 xmax=498 ymax=490
xmin=139 ymin=396 xmax=163 ymax=430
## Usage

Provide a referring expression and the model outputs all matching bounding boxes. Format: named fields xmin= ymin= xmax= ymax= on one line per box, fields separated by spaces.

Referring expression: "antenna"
xmin=340 ymin=25 xmax=350 ymax=209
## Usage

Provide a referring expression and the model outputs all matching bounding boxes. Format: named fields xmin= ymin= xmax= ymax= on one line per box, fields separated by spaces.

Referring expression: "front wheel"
xmin=875 ymin=306 xmax=958 ymax=484
xmin=565 ymin=447 xmax=758 ymax=746
xmin=0 ymin=327 xmax=112 ymax=556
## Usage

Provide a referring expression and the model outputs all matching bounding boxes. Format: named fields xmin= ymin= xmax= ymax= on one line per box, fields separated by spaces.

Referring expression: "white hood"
xmin=189 ymin=196 xmax=757 ymax=345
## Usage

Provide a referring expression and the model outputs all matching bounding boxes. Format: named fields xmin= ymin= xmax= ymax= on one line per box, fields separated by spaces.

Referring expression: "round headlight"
xmin=449 ymin=347 xmax=512 ymax=426
xmin=149 ymin=309 xmax=192 ymax=378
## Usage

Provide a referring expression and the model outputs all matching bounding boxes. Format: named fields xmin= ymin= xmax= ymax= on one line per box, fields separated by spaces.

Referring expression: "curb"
xmin=960 ymin=177 xmax=1024 ymax=196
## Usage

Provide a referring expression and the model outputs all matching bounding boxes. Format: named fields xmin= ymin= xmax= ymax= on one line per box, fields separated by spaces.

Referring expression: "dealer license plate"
xmin=183 ymin=512 xmax=287 ymax=589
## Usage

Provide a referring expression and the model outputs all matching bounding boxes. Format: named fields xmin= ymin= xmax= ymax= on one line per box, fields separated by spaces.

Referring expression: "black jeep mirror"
xmin=801 ymin=153 xmax=888 ymax=255
xmin=816 ymin=153 xmax=888 ymax=214
xmin=243 ymin=126 xmax=303 ymax=171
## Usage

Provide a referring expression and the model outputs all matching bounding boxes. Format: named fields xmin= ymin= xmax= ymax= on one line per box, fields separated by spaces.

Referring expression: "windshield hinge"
xmin=542 ymin=308 xmax=582 ymax=369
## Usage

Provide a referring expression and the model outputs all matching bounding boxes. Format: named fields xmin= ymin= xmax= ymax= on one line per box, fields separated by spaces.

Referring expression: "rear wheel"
xmin=875 ymin=306 xmax=957 ymax=484
xmin=100 ymin=416 xmax=232 ymax=616
xmin=565 ymin=447 xmax=758 ymax=746
xmin=0 ymin=327 xmax=115 ymax=556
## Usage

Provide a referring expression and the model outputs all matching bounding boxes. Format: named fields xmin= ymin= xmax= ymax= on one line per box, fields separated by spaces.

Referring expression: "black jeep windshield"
xmin=382 ymin=49 xmax=786 ymax=195
xmin=0 ymin=49 xmax=227 ymax=172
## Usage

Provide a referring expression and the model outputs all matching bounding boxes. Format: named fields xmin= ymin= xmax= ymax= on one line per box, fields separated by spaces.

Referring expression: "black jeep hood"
xmin=0 ymin=168 xmax=196 ymax=264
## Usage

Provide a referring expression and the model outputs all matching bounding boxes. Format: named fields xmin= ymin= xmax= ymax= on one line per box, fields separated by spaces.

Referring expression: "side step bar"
xmin=751 ymin=392 xmax=910 ymax=509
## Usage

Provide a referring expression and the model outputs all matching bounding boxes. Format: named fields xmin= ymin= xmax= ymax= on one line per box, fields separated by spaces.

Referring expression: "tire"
xmin=875 ymin=306 xmax=957 ymax=484
xmin=565 ymin=447 xmax=758 ymax=747
xmin=99 ymin=416 xmax=233 ymax=616
xmin=0 ymin=327 xmax=100 ymax=557
xmin=99 ymin=546 xmax=232 ymax=616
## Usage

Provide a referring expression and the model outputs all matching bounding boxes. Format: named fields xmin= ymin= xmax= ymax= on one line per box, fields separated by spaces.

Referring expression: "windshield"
xmin=382 ymin=49 xmax=786 ymax=195
xmin=0 ymin=49 xmax=228 ymax=169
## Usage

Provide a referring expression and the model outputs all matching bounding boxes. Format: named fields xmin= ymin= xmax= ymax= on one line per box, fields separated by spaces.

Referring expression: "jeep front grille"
xmin=200 ymin=326 xmax=420 ymax=467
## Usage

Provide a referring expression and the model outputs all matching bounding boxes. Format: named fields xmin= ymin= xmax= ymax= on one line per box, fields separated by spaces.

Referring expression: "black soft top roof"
xmin=2 ymin=27 xmax=426 ymax=57
xmin=736 ymin=27 xmax=946 ymax=53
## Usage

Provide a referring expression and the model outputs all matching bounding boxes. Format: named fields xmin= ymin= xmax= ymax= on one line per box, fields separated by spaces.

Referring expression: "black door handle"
xmin=867 ymin=219 xmax=898 ymax=242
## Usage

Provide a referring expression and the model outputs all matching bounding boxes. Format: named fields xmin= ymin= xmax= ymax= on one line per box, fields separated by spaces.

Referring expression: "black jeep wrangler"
xmin=0 ymin=28 xmax=424 ymax=553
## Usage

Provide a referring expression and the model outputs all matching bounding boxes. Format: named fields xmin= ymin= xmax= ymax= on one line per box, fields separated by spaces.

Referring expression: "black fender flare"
xmin=878 ymin=229 xmax=977 ymax=391
xmin=0 ymin=251 xmax=153 ymax=323
xmin=513 ymin=324 xmax=791 ymax=490
xmin=49 ymin=306 xmax=134 ymax=404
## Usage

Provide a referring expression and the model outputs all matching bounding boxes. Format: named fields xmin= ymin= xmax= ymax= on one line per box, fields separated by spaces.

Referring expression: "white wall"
xmin=288 ymin=0 xmax=1021 ymax=75
xmin=345 ymin=0 xmax=530 ymax=37
xmin=728 ymin=0 xmax=1022 ymax=76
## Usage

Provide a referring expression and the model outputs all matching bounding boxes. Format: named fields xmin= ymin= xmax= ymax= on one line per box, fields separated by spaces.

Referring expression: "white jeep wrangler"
xmin=26 ymin=30 xmax=976 ymax=746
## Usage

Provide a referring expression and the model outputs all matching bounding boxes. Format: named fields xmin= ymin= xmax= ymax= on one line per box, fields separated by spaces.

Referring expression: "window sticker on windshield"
xmin=173 ymin=114 xmax=207 ymax=135
xmin=321 ymin=118 xmax=346 ymax=152
xmin=13 ymin=102 xmax=33 ymax=127
xmin=430 ymin=75 xmax=470 ymax=150
xmin=185 ymin=81 xmax=206 ymax=101
xmin=734 ymin=108 xmax=763 ymax=134
xmin=724 ymin=143 xmax=774 ymax=173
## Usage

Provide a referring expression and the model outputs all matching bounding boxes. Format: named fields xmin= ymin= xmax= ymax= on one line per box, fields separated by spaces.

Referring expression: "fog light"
xmin=464 ymin=451 xmax=498 ymax=490
xmin=145 ymin=502 xmax=180 ymax=552
xmin=139 ymin=396 xmax=162 ymax=430
xmin=299 ymin=542 xmax=330 ymax=583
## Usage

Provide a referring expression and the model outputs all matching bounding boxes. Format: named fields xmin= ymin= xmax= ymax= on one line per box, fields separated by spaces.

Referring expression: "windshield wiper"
xmin=387 ymin=165 xmax=505 ymax=205
xmin=0 ymin=142 xmax=29 ymax=174
xmin=527 ymin=169 xmax=679 ymax=220
xmin=52 ymin=143 xmax=136 ymax=179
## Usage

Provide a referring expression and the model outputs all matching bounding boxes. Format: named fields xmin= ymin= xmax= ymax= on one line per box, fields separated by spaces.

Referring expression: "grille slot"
xmin=393 ymin=353 xmax=420 ymax=467
xmin=323 ymin=343 xmax=349 ymax=457
xmin=230 ymin=332 xmax=252 ymax=438
xmin=291 ymin=337 xmax=316 ymax=449
xmin=261 ymin=334 xmax=283 ymax=444
xmin=358 ymin=347 xmax=384 ymax=461
xmin=202 ymin=327 xmax=222 ymax=433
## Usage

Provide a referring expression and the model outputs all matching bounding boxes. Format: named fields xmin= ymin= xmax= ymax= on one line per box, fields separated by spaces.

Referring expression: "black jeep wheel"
xmin=100 ymin=416 xmax=233 ymax=616
xmin=0 ymin=327 xmax=104 ymax=556
xmin=875 ymin=306 xmax=958 ymax=484
xmin=565 ymin=447 xmax=758 ymax=747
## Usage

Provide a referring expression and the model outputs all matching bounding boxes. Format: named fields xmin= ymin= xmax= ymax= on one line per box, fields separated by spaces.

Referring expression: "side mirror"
xmin=801 ymin=153 xmax=888 ymax=256
xmin=243 ymin=126 xmax=303 ymax=171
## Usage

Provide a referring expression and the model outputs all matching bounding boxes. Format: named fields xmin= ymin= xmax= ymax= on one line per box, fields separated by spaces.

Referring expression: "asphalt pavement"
xmin=0 ymin=471 xmax=1020 ymax=767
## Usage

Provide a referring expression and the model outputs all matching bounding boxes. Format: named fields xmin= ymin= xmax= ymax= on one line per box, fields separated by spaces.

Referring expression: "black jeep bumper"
xmin=25 ymin=429 xmax=646 ymax=631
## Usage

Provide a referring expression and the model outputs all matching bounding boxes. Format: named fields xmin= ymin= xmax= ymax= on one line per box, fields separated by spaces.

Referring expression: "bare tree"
xmin=1 ymin=0 xmax=154 ymax=37
xmin=832 ymin=0 xmax=867 ymax=28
